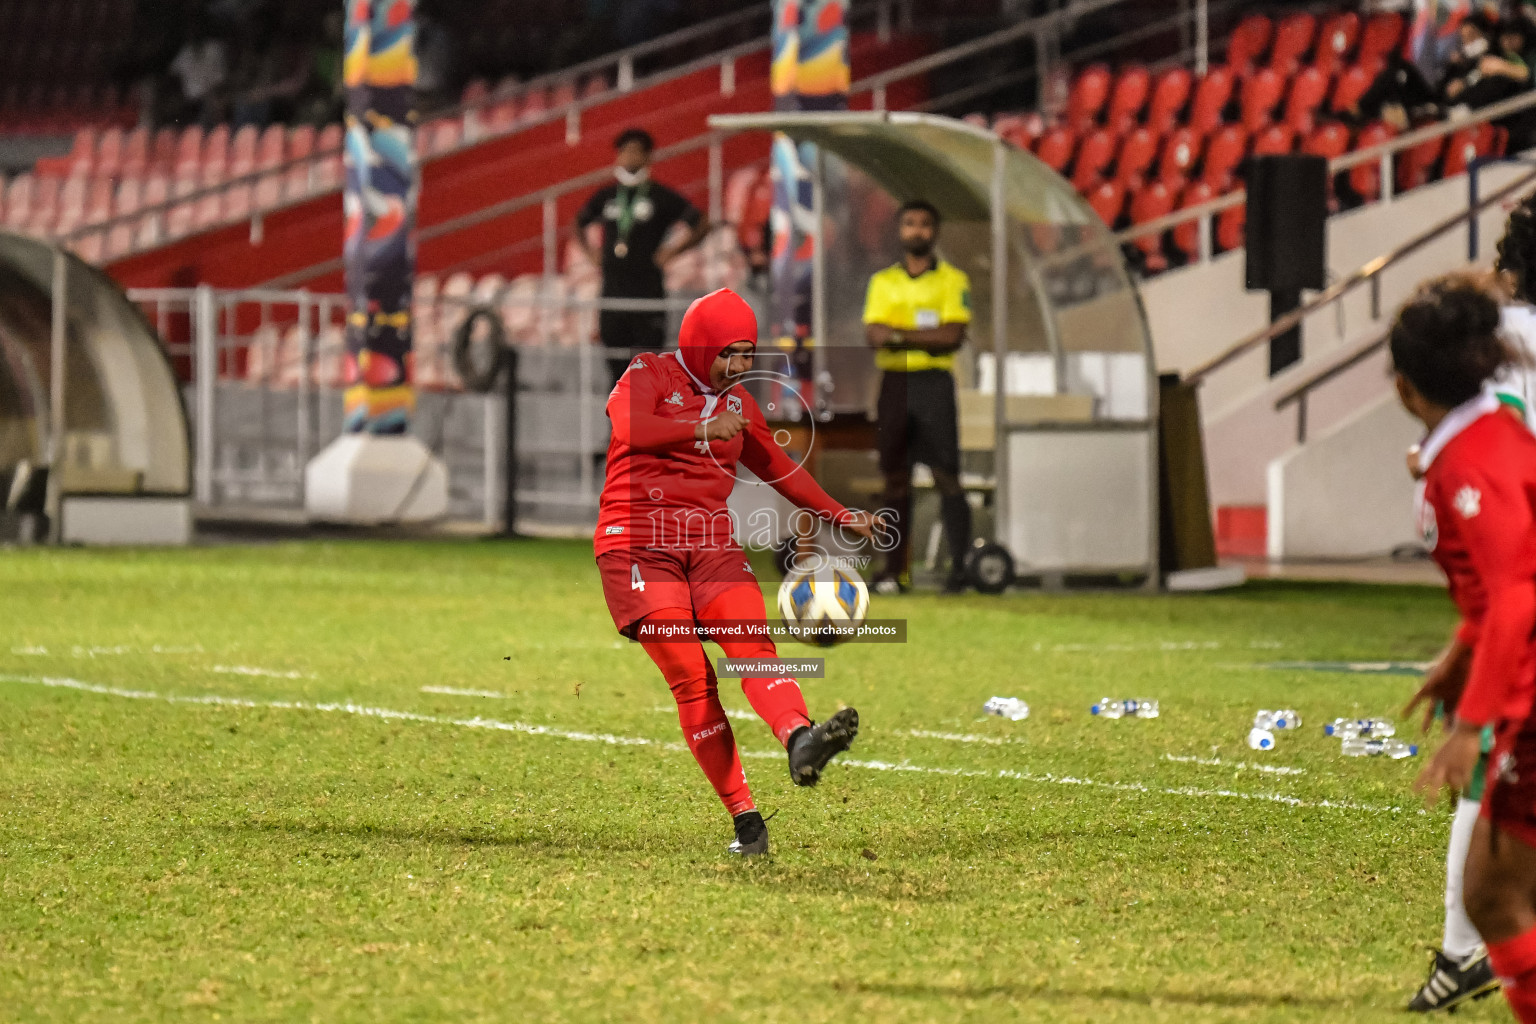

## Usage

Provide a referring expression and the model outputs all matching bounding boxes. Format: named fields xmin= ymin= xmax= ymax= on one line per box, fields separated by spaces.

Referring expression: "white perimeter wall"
xmin=1139 ymin=160 xmax=1531 ymax=508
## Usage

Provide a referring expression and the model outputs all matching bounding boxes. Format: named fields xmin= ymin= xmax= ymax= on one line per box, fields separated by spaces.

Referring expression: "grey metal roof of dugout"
xmin=708 ymin=110 xmax=1101 ymax=230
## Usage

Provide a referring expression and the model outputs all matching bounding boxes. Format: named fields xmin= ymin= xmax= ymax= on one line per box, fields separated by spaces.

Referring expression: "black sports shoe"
xmin=728 ymin=810 xmax=769 ymax=856
xmin=1408 ymin=946 xmax=1500 ymax=1012
xmin=787 ymin=707 xmax=860 ymax=787
xmin=942 ymin=571 xmax=968 ymax=594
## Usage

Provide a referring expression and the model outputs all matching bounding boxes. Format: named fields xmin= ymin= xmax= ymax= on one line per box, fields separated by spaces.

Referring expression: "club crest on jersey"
xmin=630 ymin=357 xmax=646 ymax=371
xmin=1417 ymin=496 xmax=1438 ymax=552
xmin=665 ymin=391 xmax=684 ymax=406
xmin=1454 ymin=485 xmax=1482 ymax=519
xmin=726 ymin=393 xmax=743 ymax=415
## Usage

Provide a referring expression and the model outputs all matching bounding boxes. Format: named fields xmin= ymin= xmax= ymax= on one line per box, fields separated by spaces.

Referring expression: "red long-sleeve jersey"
xmin=593 ymin=302 xmax=851 ymax=557
xmin=1417 ymin=394 xmax=1536 ymax=727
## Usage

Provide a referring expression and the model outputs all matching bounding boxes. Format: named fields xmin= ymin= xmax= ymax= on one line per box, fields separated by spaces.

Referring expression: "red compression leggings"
xmin=636 ymin=586 xmax=812 ymax=817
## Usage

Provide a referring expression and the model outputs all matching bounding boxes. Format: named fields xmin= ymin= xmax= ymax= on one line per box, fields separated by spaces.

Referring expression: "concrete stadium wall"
xmin=1139 ymin=158 xmax=1533 ymax=508
xmin=1265 ymin=393 xmax=1421 ymax=561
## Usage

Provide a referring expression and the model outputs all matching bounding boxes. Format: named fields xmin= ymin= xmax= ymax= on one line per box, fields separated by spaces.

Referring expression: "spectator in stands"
xmin=574 ymin=128 xmax=712 ymax=384
xmin=862 ymin=199 xmax=974 ymax=596
xmin=168 ymin=19 xmax=230 ymax=127
xmin=230 ymin=32 xmax=313 ymax=128
xmin=1442 ymin=16 xmax=1532 ymax=112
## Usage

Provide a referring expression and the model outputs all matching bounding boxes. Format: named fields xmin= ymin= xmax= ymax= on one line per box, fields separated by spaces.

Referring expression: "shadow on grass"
xmin=210 ymin=815 xmax=691 ymax=857
xmin=846 ymin=979 xmax=1351 ymax=1010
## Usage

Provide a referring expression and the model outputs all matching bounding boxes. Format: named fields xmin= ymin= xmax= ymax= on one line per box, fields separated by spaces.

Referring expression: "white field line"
xmin=1163 ymin=753 xmax=1306 ymax=776
xmin=1034 ymin=640 xmax=1284 ymax=653
xmin=10 ymin=644 xmax=205 ymax=657
xmin=422 ymin=685 xmax=517 ymax=699
xmin=1 ymin=674 xmax=1410 ymax=815
xmin=905 ymin=729 xmax=1010 ymax=745
xmin=212 ymin=665 xmax=314 ymax=680
xmin=650 ymin=704 xmax=760 ymax=722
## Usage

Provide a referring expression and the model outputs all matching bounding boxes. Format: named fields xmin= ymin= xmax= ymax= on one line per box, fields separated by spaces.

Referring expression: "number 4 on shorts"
xmin=630 ymin=563 xmax=646 ymax=592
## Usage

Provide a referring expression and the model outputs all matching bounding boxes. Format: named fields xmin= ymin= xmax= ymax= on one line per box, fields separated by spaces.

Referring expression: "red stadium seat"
xmin=1313 ymin=11 xmax=1361 ymax=77
xmin=1396 ymin=135 xmax=1446 ymax=193
xmin=1158 ymin=126 xmax=1203 ymax=185
xmin=1129 ymin=180 xmax=1175 ymax=271
xmin=54 ymin=173 xmax=88 ymax=234
xmin=1072 ymin=128 xmax=1118 ymax=191
xmin=1086 ymin=179 xmax=1125 ymax=228
xmin=1146 ymin=68 xmax=1192 ymax=133
xmin=173 ymin=126 xmax=202 ymax=176
xmin=1358 ymin=12 xmax=1405 ymax=68
xmin=1201 ymin=124 xmax=1248 ymax=189
xmin=113 ymin=176 xmax=142 ymax=218
xmin=1217 ymin=201 xmax=1246 ymax=252
xmin=1106 ymin=65 xmax=1150 ymax=132
xmin=289 ymin=124 xmax=317 ymax=160
xmin=460 ymin=78 xmax=489 ymax=107
xmin=1331 ymin=64 xmax=1375 ymax=116
xmin=581 ymin=74 xmax=609 ymax=99
xmin=1443 ymin=124 xmax=1496 ymax=177
xmin=1268 ymin=13 xmax=1317 ymax=75
xmin=202 ymin=124 xmax=230 ymax=178
xmin=1189 ymin=67 xmax=1235 ymax=135
xmin=1284 ymin=67 xmax=1329 ymax=134
xmin=256 ymin=125 xmax=286 ymax=169
xmin=85 ymin=174 xmax=112 ymax=222
xmin=227 ymin=125 xmax=257 ymax=180
xmin=95 ymin=126 xmax=124 ymax=177
xmin=1252 ymin=124 xmax=1295 ymax=156
xmin=2 ymin=174 xmax=33 ymax=231
xmin=1172 ymin=181 xmax=1215 ymax=260
xmin=66 ymin=127 xmax=96 ymax=174
xmin=1302 ymin=121 xmax=1350 ymax=160
xmin=1227 ymin=13 xmax=1273 ymax=71
xmin=151 ymin=127 xmax=178 ymax=172
xmin=1067 ymin=63 xmax=1112 ymax=130
xmin=993 ymin=113 xmax=1039 ymax=152
xmin=121 ymin=127 xmax=149 ymax=176
xmin=1241 ymin=67 xmax=1285 ymax=132
xmin=1114 ymin=126 xmax=1158 ymax=188
xmin=1034 ymin=126 xmax=1077 ymax=174
xmin=1349 ymin=122 xmax=1396 ymax=202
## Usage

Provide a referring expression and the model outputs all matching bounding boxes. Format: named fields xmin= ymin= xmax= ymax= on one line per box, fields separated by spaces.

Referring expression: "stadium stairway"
xmin=100 ymin=30 xmax=930 ymax=295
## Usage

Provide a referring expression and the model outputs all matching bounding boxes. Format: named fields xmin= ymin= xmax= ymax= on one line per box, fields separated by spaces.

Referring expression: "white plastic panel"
xmin=1004 ymin=428 xmax=1154 ymax=572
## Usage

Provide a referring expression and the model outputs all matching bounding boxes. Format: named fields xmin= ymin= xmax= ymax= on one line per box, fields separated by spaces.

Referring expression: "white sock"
xmin=1444 ymin=797 xmax=1484 ymax=959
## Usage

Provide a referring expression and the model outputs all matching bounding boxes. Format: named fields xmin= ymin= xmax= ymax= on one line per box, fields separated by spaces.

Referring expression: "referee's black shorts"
xmin=876 ymin=369 xmax=960 ymax=477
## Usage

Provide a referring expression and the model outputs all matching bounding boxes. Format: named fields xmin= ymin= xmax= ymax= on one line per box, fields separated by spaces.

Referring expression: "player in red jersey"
xmin=595 ymin=287 xmax=875 ymax=856
xmin=1397 ymin=275 xmax=1536 ymax=1022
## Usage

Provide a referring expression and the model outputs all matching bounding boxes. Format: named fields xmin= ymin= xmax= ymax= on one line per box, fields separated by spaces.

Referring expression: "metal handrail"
xmin=1185 ymin=162 xmax=1536 ymax=385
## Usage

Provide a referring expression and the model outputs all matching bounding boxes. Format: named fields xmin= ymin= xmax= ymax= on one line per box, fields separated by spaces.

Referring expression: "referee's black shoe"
xmin=787 ymin=708 xmax=860 ymax=787
xmin=942 ymin=570 xmax=968 ymax=594
xmin=1408 ymin=946 xmax=1499 ymax=1012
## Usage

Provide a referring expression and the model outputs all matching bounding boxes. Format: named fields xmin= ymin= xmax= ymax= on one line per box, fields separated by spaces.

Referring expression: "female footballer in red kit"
xmin=594 ymin=288 xmax=874 ymax=856
xmin=1400 ymin=275 xmax=1536 ymax=1022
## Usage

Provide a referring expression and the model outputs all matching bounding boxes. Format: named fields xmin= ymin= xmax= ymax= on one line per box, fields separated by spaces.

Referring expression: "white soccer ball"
xmin=776 ymin=564 xmax=870 ymax=648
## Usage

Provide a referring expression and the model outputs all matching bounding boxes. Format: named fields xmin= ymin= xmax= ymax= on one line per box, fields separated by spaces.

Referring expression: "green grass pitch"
xmin=0 ymin=540 xmax=1505 ymax=1022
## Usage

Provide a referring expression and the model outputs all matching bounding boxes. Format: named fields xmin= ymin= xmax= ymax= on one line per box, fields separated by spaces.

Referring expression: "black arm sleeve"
xmin=575 ymin=187 xmax=608 ymax=229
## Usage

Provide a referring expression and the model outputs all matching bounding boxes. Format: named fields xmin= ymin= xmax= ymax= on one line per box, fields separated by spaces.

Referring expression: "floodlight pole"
xmin=990 ymin=138 xmax=1009 ymax=548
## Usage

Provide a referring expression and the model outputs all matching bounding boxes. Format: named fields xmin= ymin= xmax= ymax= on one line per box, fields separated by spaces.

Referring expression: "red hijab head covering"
xmin=677 ymin=288 xmax=757 ymax=391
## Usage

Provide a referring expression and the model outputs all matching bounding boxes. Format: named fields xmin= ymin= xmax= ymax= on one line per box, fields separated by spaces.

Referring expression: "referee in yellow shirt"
xmin=862 ymin=199 xmax=972 ymax=594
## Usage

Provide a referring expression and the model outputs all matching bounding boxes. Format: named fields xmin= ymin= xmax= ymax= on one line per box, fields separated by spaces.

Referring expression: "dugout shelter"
xmin=709 ymin=111 xmax=1160 ymax=584
xmin=0 ymin=232 xmax=191 ymax=544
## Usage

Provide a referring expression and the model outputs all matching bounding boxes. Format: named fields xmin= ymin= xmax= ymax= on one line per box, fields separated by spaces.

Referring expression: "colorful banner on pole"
xmin=343 ymin=0 xmax=418 ymax=435
xmin=770 ymin=1 xmax=848 ymax=372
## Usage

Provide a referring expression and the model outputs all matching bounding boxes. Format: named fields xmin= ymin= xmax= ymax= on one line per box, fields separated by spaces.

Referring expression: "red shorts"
xmin=596 ymin=546 xmax=761 ymax=639
xmin=1482 ymin=719 xmax=1536 ymax=848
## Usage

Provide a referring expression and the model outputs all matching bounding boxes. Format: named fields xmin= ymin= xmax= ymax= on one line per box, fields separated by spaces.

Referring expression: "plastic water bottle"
xmin=983 ymin=696 xmax=1030 ymax=721
xmin=1340 ymin=736 xmax=1418 ymax=758
xmin=1254 ymin=709 xmax=1302 ymax=730
xmin=1092 ymin=699 xmax=1159 ymax=719
xmin=1325 ymin=718 xmax=1396 ymax=739
xmin=1091 ymin=697 xmax=1126 ymax=719
xmin=1247 ymin=727 xmax=1276 ymax=751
